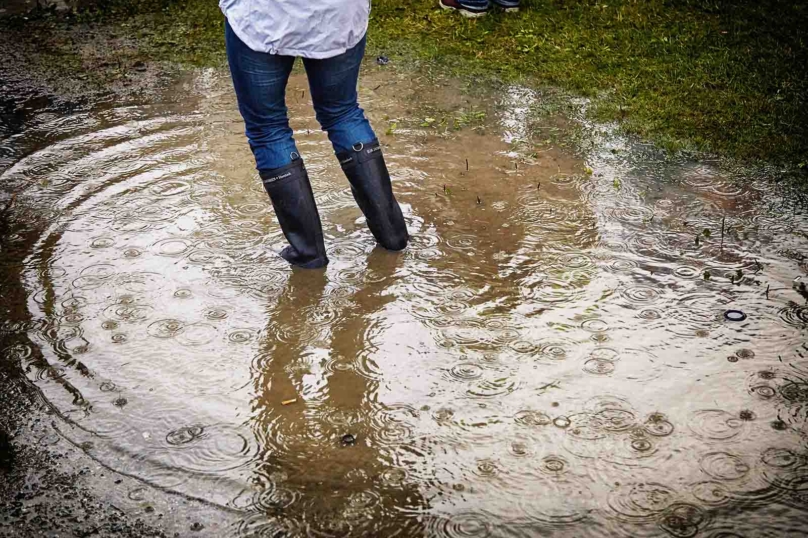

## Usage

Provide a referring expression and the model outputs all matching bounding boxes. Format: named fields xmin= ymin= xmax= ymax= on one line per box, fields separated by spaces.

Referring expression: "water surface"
xmin=2 ymin=66 xmax=808 ymax=537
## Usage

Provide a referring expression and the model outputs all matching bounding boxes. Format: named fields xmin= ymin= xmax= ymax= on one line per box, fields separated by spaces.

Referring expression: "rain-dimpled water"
xmin=2 ymin=66 xmax=808 ymax=537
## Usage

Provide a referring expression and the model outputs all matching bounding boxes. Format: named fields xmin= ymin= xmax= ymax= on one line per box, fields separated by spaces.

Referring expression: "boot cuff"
xmin=259 ymin=158 xmax=305 ymax=186
xmin=336 ymin=139 xmax=383 ymax=168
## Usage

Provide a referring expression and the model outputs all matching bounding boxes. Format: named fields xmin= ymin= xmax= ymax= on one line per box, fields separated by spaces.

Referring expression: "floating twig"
xmin=766 ymin=284 xmax=770 ymax=299
xmin=282 ymin=398 xmax=297 ymax=406
xmin=1 ymin=193 xmax=16 ymax=214
xmin=720 ymin=216 xmax=726 ymax=251
xmin=465 ymin=159 xmax=469 ymax=171
xmin=476 ymin=196 xmax=482 ymax=205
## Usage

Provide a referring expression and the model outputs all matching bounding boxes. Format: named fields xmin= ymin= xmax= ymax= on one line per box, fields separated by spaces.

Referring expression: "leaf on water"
xmin=703 ymin=228 xmax=711 ymax=238
xmin=613 ymin=178 xmax=621 ymax=189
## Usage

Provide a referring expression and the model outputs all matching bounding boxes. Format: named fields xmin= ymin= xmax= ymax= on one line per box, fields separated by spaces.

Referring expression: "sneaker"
xmin=439 ymin=0 xmax=490 ymax=18
xmin=492 ymin=0 xmax=520 ymax=12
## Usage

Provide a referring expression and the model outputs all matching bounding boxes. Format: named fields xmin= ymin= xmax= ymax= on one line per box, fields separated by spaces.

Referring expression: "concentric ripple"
xmin=5 ymin=68 xmax=808 ymax=538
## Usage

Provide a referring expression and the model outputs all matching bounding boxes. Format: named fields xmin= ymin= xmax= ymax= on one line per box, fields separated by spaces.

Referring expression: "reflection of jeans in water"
xmin=225 ymin=19 xmax=377 ymax=171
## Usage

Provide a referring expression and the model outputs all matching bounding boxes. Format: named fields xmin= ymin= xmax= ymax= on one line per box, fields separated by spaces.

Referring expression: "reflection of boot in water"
xmin=291 ymin=249 xmax=415 ymax=529
xmin=256 ymin=267 xmax=327 ymax=408
xmin=337 ymin=140 xmax=408 ymax=251
xmin=252 ymin=252 xmax=425 ymax=534
xmin=252 ymin=268 xmax=328 ymax=481
xmin=260 ymin=158 xmax=329 ymax=269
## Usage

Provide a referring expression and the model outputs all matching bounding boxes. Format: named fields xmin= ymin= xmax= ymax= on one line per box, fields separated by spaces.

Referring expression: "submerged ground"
xmin=2 ymin=3 xmax=808 ymax=538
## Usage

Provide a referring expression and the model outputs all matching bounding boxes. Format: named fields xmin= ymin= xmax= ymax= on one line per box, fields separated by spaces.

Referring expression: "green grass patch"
xmin=370 ymin=0 xmax=807 ymax=166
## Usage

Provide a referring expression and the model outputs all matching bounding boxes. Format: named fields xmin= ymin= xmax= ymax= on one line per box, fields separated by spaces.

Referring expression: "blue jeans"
xmin=458 ymin=0 xmax=490 ymax=8
xmin=225 ymin=20 xmax=377 ymax=171
xmin=457 ymin=0 xmax=520 ymax=7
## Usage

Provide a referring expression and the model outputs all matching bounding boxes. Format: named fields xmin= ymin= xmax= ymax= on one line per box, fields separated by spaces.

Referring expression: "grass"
xmin=9 ymin=0 xmax=808 ymax=169
xmin=370 ymin=0 xmax=807 ymax=166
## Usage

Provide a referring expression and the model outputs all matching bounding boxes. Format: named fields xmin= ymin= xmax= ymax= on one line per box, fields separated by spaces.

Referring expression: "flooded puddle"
xmin=2 ymin=65 xmax=808 ymax=536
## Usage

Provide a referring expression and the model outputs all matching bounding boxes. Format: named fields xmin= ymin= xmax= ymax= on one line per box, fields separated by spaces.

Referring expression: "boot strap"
xmin=337 ymin=140 xmax=383 ymax=168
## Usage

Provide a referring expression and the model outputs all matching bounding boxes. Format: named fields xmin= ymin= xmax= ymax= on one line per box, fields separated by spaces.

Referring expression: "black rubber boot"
xmin=260 ymin=159 xmax=329 ymax=269
xmin=337 ymin=140 xmax=408 ymax=251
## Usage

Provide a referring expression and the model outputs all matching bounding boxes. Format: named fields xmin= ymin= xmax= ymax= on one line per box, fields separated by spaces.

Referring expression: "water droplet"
xmin=554 ymin=416 xmax=571 ymax=428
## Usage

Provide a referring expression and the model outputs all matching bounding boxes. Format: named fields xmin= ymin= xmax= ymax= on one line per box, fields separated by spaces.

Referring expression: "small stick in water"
xmin=282 ymin=398 xmax=297 ymax=406
xmin=720 ymin=216 xmax=726 ymax=251
xmin=443 ymin=184 xmax=447 ymax=194
xmin=2 ymin=193 xmax=16 ymax=214
xmin=465 ymin=159 xmax=469 ymax=171
xmin=766 ymin=284 xmax=770 ymax=299
xmin=477 ymin=196 xmax=482 ymax=205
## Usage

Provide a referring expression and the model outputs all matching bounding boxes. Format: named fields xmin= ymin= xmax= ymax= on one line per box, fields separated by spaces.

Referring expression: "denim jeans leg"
xmin=302 ymin=36 xmax=377 ymax=154
xmin=459 ymin=0 xmax=491 ymax=9
xmin=225 ymin=20 xmax=300 ymax=171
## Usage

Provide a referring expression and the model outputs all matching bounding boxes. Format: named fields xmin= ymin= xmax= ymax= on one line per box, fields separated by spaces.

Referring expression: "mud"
xmin=2 ymin=31 xmax=808 ymax=538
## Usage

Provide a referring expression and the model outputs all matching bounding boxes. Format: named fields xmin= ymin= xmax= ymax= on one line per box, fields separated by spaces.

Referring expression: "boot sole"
xmin=439 ymin=1 xmax=489 ymax=18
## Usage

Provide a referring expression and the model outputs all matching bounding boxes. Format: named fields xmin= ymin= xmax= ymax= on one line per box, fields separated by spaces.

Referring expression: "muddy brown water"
xmin=2 ymin=66 xmax=808 ymax=537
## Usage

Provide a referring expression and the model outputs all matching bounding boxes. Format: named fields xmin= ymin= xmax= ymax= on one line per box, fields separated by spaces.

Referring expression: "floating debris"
xmin=724 ymin=309 xmax=747 ymax=322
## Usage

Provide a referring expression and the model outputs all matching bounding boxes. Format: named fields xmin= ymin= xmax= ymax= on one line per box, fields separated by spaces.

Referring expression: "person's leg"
xmin=225 ymin=20 xmax=328 ymax=268
xmin=302 ymin=37 xmax=408 ymax=252
xmin=299 ymin=37 xmax=375 ymax=154
xmin=225 ymin=20 xmax=299 ymax=169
